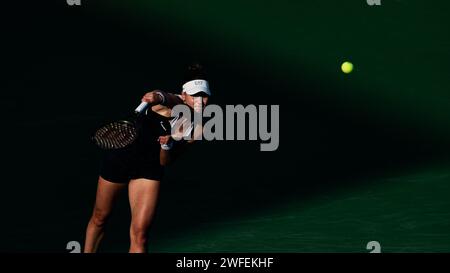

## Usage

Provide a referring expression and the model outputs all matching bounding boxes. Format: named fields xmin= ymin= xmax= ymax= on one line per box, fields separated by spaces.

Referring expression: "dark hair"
xmin=184 ymin=62 xmax=207 ymax=82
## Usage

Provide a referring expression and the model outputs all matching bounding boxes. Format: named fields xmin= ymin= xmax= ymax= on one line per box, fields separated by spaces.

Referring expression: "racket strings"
xmin=93 ymin=121 xmax=137 ymax=149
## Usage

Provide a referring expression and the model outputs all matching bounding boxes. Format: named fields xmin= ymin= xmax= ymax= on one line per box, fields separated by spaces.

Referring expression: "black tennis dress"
xmin=99 ymin=110 xmax=171 ymax=184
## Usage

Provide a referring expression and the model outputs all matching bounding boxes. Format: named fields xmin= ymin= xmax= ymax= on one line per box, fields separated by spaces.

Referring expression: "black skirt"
xmin=99 ymin=111 xmax=170 ymax=183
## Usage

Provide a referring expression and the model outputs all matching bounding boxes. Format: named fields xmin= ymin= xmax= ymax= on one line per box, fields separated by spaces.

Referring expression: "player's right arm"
xmin=141 ymin=90 xmax=183 ymax=107
xmin=142 ymin=90 xmax=184 ymax=117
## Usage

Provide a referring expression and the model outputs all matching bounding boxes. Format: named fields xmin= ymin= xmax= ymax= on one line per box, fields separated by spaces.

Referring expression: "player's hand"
xmin=142 ymin=91 xmax=163 ymax=105
xmin=158 ymin=135 xmax=173 ymax=151
xmin=158 ymin=135 xmax=172 ymax=145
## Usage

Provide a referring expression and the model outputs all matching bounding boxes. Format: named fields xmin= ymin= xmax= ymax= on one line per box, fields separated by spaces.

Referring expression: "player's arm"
xmin=142 ymin=90 xmax=183 ymax=108
xmin=159 ymin=122 xmax=203 ymax=165
xmin=158 ymin=136 xmax=191 ymax=166
xmin=142 ymin=90 xmax=184 ymax=117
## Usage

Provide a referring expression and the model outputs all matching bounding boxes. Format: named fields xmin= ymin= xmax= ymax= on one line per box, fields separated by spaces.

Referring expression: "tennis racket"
xmin=92 ymin=102 xmax=149 ymax=150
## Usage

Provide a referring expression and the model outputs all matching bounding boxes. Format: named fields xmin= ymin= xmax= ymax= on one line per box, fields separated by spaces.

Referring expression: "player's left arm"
xmin=158 ymin=136 xmax=191 ymax=166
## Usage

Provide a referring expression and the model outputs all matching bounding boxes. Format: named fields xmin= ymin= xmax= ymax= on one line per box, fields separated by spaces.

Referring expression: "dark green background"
xmin=1 ymin=0 xmax=449 ymax=252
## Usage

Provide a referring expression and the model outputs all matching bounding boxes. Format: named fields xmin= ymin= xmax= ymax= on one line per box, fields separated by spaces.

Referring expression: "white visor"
xmin=182 ymin=79 xmax=211 ymax=96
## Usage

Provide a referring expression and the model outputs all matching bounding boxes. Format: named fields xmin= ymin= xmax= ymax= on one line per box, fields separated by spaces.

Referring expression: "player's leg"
xmin=84 ymin=176 xmax=127 ymax=253
xmin=128 ymin=178 xmax=160 ymax=253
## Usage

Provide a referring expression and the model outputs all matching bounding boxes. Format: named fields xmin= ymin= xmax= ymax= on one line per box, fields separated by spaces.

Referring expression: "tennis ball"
xmin=341 ymin=61 xmax=354 ymax=74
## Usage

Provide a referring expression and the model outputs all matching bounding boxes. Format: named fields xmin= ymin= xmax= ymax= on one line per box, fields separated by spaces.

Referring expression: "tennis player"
xmin=84 ymin=64 xmax=211 ymax=253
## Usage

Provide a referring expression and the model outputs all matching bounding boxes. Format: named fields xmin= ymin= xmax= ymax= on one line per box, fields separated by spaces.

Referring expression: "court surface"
xmin=137 ymin=166 xmax=450 ymax=253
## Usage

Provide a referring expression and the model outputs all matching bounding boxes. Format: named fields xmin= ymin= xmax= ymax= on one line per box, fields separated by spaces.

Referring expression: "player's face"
xmin=182 ymin=92 xmax=209 ymax=110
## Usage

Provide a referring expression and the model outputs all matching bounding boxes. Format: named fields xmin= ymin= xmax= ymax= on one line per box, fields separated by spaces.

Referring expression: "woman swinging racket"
xmin=84 ymin=64 xmax=211 ymax=253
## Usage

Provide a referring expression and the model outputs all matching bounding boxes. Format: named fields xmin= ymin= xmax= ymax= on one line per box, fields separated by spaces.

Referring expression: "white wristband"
xmin=161 ymin=142 xmax=173 ymax=150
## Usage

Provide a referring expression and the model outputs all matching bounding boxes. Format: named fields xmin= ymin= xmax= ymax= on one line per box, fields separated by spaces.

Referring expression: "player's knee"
xmin=91 ymin=207 xmax=110 ymax=228
xmin=130 ymin=223 xmax=148 ymax=245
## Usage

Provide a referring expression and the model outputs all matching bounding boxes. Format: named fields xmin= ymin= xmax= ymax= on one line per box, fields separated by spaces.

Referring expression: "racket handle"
xmin=135 ymin=102 xmax=149 ymax=114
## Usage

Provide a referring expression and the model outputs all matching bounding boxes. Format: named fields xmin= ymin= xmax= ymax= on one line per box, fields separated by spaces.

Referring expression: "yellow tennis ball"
xmin=341 ymin=61 xmax=354 ymax=74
